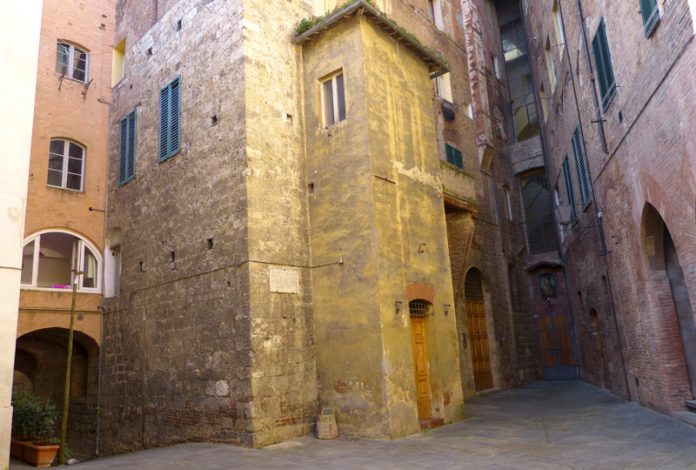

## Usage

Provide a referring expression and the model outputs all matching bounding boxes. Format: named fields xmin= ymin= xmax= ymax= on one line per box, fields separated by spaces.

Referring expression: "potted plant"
xmin=11 ymin=392 xmax=60 ymax=467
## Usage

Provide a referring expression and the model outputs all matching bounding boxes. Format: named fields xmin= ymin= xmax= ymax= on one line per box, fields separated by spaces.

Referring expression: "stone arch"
xmin=14 ymin=328 xmax=99 ymax=403
xmin=641 ymin=203 xmax=696 ymax=402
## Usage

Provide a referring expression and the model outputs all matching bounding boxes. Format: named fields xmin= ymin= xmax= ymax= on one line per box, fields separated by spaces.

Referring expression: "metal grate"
xmin=409 ymin=300 xmax=431 ymax=318
xmin=465 ymin=269 xmax=484 ymax=301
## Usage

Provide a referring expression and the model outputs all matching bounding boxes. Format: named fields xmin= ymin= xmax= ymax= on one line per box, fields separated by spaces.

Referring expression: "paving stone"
xmin=17 ymin=381 xmax=696 ymax=470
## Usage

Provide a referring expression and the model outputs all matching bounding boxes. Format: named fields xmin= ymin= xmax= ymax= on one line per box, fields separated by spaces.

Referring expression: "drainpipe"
xmin=557 ymin=0 xmax=631 ymax=400
xmin=574 ymin=0 xmax=609 ymax=155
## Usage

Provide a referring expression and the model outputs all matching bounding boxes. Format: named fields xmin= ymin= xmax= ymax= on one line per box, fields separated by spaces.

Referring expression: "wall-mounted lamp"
xmin=443 ymin=304 xmax=451 ymax=317
xmin=395 ymin=300 xmax=403 ymax=316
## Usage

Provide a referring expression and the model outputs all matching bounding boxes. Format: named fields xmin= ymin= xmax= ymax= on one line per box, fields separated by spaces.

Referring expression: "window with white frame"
xmin=47 ymin=139 xmax=85 ymax=191
xmin=435 ymin=72 xmax=453 ymax=102
xmin=427 ymin=0 xmax=445 ymax=30
xmin=321 ymin=71 xmax=346 ymax=127
xmin=56 ymin=42 xmax=88 ymax=82
xmin=21 ymin=232 xmax=100 ymax=292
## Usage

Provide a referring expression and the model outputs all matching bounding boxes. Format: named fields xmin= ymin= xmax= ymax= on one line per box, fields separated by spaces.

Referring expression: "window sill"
xmin=54 ymin=73 xmax=88 ymax=85
xmin=20 ymin=286 xmax=101 ymax=294
xmin=47 ymin=184 xmax=84 ymax=193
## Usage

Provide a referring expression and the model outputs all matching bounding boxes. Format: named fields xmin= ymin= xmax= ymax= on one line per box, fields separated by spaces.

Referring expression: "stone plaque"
xmin=269 ymin=268 xmax=299 ymax=294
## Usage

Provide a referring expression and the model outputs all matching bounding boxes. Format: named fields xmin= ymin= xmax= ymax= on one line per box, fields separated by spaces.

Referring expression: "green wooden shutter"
xmin=592 ymin=19 xmax=616 ymax=110
xmin=119 ymin=117 xmax=128 ymax=184
xmin=127 ymin=111 xmax=136 ymax=180
xmin=159 ymin=85 xmax=169 ymax=160
xmin=445 ymin=143 xmax=464 ymax=169
xmin=572 ymin=127 xmax=592 ymax=207
xmin=640 ymin=0 xmax=659 ymax=36
xmin=169 ymin=78 xmax=180 ymax=155
xmin=562 ymin=156 xmax=577 ymax=221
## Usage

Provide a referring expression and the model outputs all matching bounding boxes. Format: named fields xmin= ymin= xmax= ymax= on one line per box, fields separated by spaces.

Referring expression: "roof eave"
xmin=293 ymin=0 xmax=449 ymax=78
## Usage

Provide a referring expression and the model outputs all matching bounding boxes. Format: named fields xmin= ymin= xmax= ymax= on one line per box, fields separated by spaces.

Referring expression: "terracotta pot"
xmin=23 ymin=443 xmax=59 ymax=468
xmin=10 ymin=438 xmax=31 ymax=460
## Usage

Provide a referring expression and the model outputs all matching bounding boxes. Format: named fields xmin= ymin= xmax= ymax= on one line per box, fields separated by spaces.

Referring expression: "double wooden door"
xmin=537 ymin=308 xmax=576 ymax=380
xmin=466 ymin=300 xmax=494 ymax=391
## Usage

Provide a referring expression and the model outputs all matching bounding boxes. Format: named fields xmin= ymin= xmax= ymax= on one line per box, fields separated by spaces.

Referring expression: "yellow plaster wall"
xmin=360 ymin=18 xmax=464 ymax=434
xmin=302 ymin=16 xmax=390 ymax=438
xmin=302 ymin=13 xmax=464 ymax=438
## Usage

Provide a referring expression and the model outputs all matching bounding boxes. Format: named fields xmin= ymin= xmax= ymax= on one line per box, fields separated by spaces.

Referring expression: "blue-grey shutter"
xmin=454 ymin=148 xmax=463 ymax=169
xmin=592 ymin=19 xmax=616 ymax=110
xmin=169 ymin=78 xmax=180 ymax=155
xmin=640 ymin=0 xmax=659 ymax=36
xmin=119 ymin=117 xmax=128 ymax=184
xmin=159 ymin=86 xmax=169 ymax=160
xmin=572 ymin=127 xmax=592 ymax=207
xmin=127 ymin=111 xmax=136 ymax=180
xmin=562 ymin=156 xmax=577 ymax=221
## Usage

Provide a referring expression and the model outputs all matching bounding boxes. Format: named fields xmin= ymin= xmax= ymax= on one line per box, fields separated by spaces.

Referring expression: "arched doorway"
xmin=642 ymin=204 xmax=696 ymax=399
xmin=465 ymin=269 xmax=493 ymax=391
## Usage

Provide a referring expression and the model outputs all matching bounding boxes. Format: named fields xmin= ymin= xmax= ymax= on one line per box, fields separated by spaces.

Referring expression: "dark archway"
xmin=13 ymin=328 xmax=100 ymax=458
xmin=642 ymin=203 xmax=696 ymax=400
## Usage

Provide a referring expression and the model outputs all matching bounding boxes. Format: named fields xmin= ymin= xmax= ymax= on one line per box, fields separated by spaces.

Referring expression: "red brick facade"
xmin=524 ymin=0 xmax=696 ymax=413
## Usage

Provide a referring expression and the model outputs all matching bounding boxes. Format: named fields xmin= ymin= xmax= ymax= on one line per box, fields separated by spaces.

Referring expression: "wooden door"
xmin=411 ymin=317 xmax=432 ymax=420
xmin=466 ymin=300 xmax=494 ymax=391
xmin=537 ymin=308 xmax=576 ymax=380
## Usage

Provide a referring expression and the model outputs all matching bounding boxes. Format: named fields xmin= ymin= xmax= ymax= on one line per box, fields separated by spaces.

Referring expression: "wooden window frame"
xmin=20 ymin=230 xmax=101 ymax=293
xmin=56 ymin=42 xmax=89 ymax=83
xmin=320 ymin=71 xmax=346 ymax=128
xmin=47 ymin=139 xmax=85 ymax=192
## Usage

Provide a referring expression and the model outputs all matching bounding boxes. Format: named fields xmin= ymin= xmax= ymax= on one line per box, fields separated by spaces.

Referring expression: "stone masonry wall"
xmin=101 ymin=0 xmax=254 ymax=453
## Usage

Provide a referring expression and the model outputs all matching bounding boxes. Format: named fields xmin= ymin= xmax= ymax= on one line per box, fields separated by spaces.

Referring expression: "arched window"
xmin=21 ymin=231 xmax=100 ymax=292
xmin=47 ymin=139 xmax=85 ymax=191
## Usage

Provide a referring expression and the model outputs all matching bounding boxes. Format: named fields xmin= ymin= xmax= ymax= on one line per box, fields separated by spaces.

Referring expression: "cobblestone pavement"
xmin=13 ymin=381 xmax=696 ymax=469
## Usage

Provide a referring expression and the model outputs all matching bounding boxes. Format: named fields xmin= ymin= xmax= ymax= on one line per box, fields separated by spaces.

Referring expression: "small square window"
xmin=321 ymin=72 xmax=346 ymax=127
xmin=56 ymin=42 xmax=89 ymax=83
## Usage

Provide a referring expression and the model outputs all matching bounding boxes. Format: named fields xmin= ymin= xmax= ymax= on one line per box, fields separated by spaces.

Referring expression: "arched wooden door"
xmin=465 ymin=269 xmax=494 ymax=391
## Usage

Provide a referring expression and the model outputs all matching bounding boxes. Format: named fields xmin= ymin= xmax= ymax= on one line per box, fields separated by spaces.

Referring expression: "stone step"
xmin=685 ymin=400 xmax=696 ymax=412
xmin=419 ymin=418 xmax=444 ymax=430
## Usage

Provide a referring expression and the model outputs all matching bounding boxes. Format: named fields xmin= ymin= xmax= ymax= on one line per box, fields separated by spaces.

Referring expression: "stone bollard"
xmin=316 ymin=407 xmax=338 ymax=439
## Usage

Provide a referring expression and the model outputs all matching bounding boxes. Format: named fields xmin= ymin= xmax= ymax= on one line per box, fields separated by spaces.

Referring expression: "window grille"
xmin=465 ymin=269 xmax=484 ymax=301
xmin=409 ymin=300 xmax=431 ymax=318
